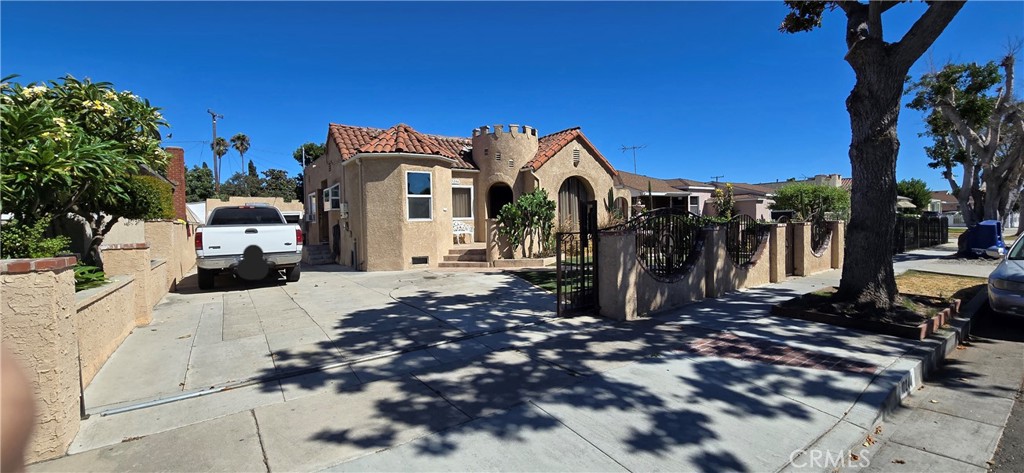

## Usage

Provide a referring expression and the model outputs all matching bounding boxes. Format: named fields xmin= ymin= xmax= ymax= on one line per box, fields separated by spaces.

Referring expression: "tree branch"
xmin=893 ymin=1 xmax=965 ymax=68
xmin=868 ymin=0 xmax=884 ymax=41
xmin=937 ymin=102 xmax=987 ymax=152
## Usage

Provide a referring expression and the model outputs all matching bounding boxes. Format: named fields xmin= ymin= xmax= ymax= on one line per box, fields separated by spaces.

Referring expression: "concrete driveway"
xmin=83 ymin=265 xmax=559 ymax=413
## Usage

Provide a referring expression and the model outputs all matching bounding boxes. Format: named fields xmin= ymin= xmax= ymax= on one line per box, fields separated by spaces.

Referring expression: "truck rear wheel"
xmin=285 ymin=265 xmax=301 ymax=282
xmin=198 ymin=268 xmax=215 ymax=290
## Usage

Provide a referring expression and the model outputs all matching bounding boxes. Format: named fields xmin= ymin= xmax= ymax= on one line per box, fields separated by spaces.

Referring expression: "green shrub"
xmin=497 ymin=189 xmax=557 ymax=258
xmin=0 ymin=217 xmax=71 ymax=259
xmin=124 ymin=175 xmax=176 ymax=220
xmin=770 ymin=183 xmax=850 ymax=221
xmin=74 ymin=263 xmax=107 ymax=291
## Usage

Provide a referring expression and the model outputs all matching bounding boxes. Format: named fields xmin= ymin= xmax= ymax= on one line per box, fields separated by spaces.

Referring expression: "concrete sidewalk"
xmin=29 ymin=248 xmax=999 ymax=472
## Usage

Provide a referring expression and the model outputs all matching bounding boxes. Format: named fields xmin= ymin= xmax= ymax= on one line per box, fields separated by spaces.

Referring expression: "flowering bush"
xmin=1 ymin=74 xmax=169 ymax=267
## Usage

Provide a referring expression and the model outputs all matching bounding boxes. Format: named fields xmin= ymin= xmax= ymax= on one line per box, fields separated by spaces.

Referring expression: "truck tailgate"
xmin=198 ymin=225 xmax=299 ymax=257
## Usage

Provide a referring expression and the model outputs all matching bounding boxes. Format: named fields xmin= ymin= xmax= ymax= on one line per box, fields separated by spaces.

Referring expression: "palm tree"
xmin=211 ymin=136 xmax=229 ymax=193
xmin=231 ymin=133 xmax=251 ymax=194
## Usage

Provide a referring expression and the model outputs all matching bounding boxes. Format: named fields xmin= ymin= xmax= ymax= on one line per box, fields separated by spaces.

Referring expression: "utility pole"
xmin=207 ymin=109 xmax=224 ymax=193
xmin=621 ymin=145 xmax=646 ymax=174
xmin=711 ymin=175 xmax=725 ymax=182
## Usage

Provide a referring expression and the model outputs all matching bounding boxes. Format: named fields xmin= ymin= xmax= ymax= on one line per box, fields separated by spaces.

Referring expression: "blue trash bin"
xmin=968 ymin=220 xmax=1005 ymax=256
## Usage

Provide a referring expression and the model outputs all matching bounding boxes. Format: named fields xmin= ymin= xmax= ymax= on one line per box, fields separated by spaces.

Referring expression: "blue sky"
xmin=3 ymin=1 xmax=1022 ymax=190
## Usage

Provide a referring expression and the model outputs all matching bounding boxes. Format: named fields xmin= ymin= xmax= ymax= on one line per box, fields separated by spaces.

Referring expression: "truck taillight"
xmin=295 ymin=229 xmax=303 ymax=245
xmin=195 ymin=231 xmax=203 ymax=250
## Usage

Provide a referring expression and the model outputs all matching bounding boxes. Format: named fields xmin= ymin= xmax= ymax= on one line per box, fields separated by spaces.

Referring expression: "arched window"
xmin=614 ymin=196 xmax=629 ymax=219
xmin=558 ymin=177 xmax=591 ymax=228
xmin=488 ymin=183 xmax=513 ymax=218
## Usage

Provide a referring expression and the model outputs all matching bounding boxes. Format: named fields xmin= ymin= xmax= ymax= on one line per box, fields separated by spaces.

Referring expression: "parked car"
xmin=987 ymin=236 xmax=1024 ymax=317
xmin=195 ymin=204 xmax=303 ymax=290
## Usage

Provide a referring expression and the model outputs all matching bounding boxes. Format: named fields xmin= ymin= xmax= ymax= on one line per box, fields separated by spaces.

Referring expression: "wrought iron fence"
xmin=810 ymin=217 xmax=831 ymax=254
xmin=556 ymin=231 xmax=597 ymax=316
xmin=894 ymin=215 xmax=948 ymax=254
xmin=604 ymin=208 xmax=706 ymax=283
xmin=726 ymin=215 xmax=772 ymax=266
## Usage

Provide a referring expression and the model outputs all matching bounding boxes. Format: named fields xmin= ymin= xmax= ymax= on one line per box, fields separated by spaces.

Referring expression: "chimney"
xmin=166 ymin=147 xmax=186 ymax=219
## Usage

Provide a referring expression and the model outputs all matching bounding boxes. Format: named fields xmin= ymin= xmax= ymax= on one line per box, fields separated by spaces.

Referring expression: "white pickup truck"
xmin=195 ymin=204 xmax=303 ymax=289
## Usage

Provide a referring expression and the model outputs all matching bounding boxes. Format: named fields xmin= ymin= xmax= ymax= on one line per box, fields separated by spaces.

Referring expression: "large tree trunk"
xmin=837 ymin=48 xmax=905 ymax=309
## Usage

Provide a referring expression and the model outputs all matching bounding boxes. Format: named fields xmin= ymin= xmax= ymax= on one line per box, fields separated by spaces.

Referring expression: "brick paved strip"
xmin=678 ymin=332 xmax=878 ymax=374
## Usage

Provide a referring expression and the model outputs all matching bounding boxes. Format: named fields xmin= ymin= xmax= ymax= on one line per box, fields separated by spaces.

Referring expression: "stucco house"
xmin=615 ymin=171 xmax=713 ymax=216
xmin=302 ymin=122 xmax=628 ymax=271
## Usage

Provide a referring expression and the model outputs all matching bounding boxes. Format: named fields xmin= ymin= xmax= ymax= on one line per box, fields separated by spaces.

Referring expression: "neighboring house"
xmin=615 ymin=171 xmax=700 ymax=216
xmin=303 ymin=122 xmax=627 ymax=271
xmin=896 ymin=196 xmax=917 ymax=212
xmin=755 ymin=173 xmax=852 ymax=192
xmin=706 ymin=182 xmax=775 ymax=220
xmin=665 ymin=177 xmax=716 ymax=216
xmin=929 ymin=190 xmax=959 ymax=214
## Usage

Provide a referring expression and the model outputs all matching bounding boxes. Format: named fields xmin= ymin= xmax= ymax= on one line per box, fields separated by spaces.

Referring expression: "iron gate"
xmin=556 ymin=201 xmax=599 ymax=316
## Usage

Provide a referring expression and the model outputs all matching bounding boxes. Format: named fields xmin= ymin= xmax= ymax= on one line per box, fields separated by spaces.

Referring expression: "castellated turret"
xmin=471 ymin=124 xmax=539 ymax=181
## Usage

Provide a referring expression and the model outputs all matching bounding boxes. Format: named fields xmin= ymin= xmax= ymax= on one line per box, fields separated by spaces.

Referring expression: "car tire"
xmin=198 ymin=268 xmax=215 ymax=290
xmin=285 ymin=265 xmax=301 ymax=283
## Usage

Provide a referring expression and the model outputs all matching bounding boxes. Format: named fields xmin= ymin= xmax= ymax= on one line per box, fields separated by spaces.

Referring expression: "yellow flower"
xmin=20 ymin=85 xmax=48 ymax=98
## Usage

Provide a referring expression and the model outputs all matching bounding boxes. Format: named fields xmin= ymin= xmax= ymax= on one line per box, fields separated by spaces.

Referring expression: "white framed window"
xmin=322 ymin=187 xmax=330 ymax=205
xmin=306 ymin=193 xmax=317 ymax=222
xmin=689 ymin=195 xmax=701 ymax=214
xmin=328 ymin=184 xmax=341 ymax=210
xmin=406 ymin=171 xmax=432 ymax=221
xmin=452 ymin=186 xmax=473 ymax=219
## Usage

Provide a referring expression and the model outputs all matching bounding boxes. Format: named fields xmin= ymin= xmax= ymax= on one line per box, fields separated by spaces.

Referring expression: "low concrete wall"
xmin=485 ymin=219 xmax=513 ymax=262
xmin=793 ymin=222 xmax=836 ymax=277
xmin=706 ymin=226 xmax=773 ymax=296
xmin=149 ymin=259 xmax=169 ymax=309
xmin=102 ymin=219 xmax=146 ymax=245
xmin=143 ymin=220 xmax=195 ymax=291
xmin=101 ymin=243 xmax=153 ymax=324
xmin=768 ymin=224 xmax=786 ymax=283
xmin=831 ymin=220 xmax=845 ymax=269
xmin=0 ymin=257 xmax=80 ymax=463
xmin=75 ymin=276 xmax=135 ymax=388
xmin=598 ymin=230 xmax=706 ymax=320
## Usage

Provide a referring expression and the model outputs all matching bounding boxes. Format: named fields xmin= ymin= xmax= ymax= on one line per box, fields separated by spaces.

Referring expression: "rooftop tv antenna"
xmin=621 ymin=145 xmax=646 ymax=174
xmin=711 ymin=175 xmax=725 ymax=182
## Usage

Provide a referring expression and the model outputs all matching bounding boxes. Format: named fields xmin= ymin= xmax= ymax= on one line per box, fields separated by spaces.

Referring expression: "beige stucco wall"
xmin=204 ymin=196 xmax=304 ymax=218
xmin=100 ymin=245 xmax=153 ymax=325
xmin=75 ymin=277 xmax=136 ymax=388
xmin=0 ymin=261 xmax=79 ymax=463
xmin=143 ymin=221 xmax=195 ymax=291
xmin=768 ymin=224 xmax=787 ymax=283
xmin=598 ymin=230 xmax=706 ymax=320
xmin=358 ymin=156 xmax=454 ymax=271
xmin=831 ymin=221 xmax=846 ymax=269
xmin=705 ymin=227 xmax=772 ymax=296
xmin=793 ymin=222 xmax=834 ymax=276
xmin=103 ymin=219 xmax=147 ymax=245
xmin=532 ymin=136 xmax=628 ymax=229
xmin=149 ymin=260 xmax=169 ymax=309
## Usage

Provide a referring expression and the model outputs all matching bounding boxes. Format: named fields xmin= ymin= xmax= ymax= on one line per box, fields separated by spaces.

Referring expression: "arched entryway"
xmin=488 ymin=183 xmax=513 ymax=218
xmin=558 ymin=176 xmax=592 ymax=228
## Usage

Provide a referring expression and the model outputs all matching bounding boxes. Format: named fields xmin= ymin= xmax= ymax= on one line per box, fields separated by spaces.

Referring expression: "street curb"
xmin=785 ymin=289 xmax=988 ymax=471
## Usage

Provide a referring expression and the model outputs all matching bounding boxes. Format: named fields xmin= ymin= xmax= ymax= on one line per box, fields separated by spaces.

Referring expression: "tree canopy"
xmin=293 ymin=142 xmax=325 ymax=166
xmin=907 ymin=53 xmax=1024 ymax=230
xmin=1 ymin=74 xmax=171 ymax=266
xmin=770 ymin=183 xmax=850 ymax=221
xmin=780 ymin=0 xmax=964 ymax=309
xmin=896 ymin=178 xmax=932 ymax=213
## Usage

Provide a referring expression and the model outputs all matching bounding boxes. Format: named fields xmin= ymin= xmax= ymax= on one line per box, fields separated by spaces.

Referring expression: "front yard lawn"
xmin=508 ymin=269 xmax=557 ymax=293
xmin=896 ymin=270 xmax=986 ymax=301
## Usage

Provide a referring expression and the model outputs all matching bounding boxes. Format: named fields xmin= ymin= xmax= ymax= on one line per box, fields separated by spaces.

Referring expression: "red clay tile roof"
xmin=841 ymin=178 xmax=853 ymax=191
xmin=327 ymin=123 xmax=474 ymax=169
xmin=527 ymin=127 xmax=617 ymax=176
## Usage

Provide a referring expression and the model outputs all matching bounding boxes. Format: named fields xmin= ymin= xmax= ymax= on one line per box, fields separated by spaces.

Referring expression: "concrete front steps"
xmin=302 ymin=244 xmax=335 ymax=265
xmin=439 ymin=248 xmax=488 ymax=268
xmin=437 ymin=246 xmax=556 ymax=269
